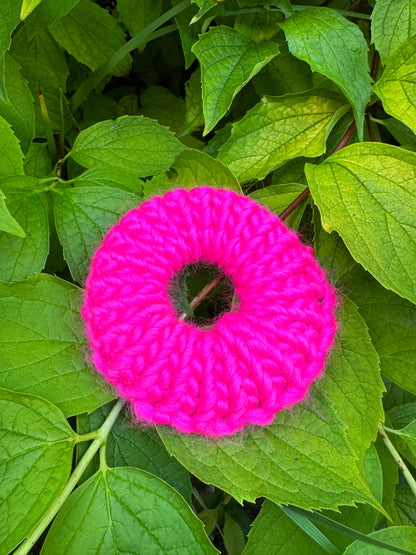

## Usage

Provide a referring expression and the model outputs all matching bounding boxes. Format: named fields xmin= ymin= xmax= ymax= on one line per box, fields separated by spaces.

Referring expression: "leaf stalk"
xmin=14 ymin=399 xmax=124 ymax=555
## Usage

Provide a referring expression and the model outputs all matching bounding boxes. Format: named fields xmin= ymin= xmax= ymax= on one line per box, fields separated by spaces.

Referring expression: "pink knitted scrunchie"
xmin=82 ymin=187 xmax=336 ymax=436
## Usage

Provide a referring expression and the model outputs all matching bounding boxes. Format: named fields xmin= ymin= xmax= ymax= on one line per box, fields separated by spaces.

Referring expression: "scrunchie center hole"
xmin=169 ymin=262 xmax=236 ymax=327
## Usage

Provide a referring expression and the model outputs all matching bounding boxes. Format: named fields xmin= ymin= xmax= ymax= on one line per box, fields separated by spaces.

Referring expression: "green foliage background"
xmin=1 ymin=0 xmax=416 ymax=553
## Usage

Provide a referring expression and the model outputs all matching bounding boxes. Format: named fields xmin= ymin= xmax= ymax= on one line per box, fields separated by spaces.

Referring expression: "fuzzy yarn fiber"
xmin=82 ymin=187 xmax=337 ymax=436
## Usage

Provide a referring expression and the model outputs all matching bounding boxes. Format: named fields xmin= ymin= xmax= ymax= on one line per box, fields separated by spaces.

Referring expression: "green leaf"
xmin=50 ymin=0 xmax=131 ymax=77
xmin=20 ymin=0 xmax=43 ymax=19
xmin=394 ymin=487 xmax=416 ymax=526
xmin=0 ymin=273 xmax=114 ymax=416
xmin=145 ymin=149 xmax=241 ymax=197
xmin=252 ymin=37 xmax=313 ymax=97
xmin=376 ymin=117 xmax=416 ymax=149
xmin=79 ymin=403 xmax=192 ymax=502
xmin=0 ymin=114 xmax=24 ymax=177
xmin=280 ymin=7 xmax=371 ymax=140
xmin=160 ymin=299 xmax=384 ymax=512
xmin=234 ymin=10 xmax=282 ymax=43
xmin=24 ymin=142 xmax=53 ymax=178
xmin=179 ymin=68 xmax=204 ymax=137
xmin=0 ymin=387 xmax=76 ymax=554
xmin=218 ymin=89 xmax=347 ymax=183
xmin=191 ymin=0 xmax=220 ymax=24
xmin=321 ymin=298 xmax=384 ymax=460
xmin=0 ymin=176 xmax=49 ymax=281
xmin=138 ymin=85 xmax=186 ymax=132
xmin=0 ymin=189 xmax=25 ymax=237
xmin=160 ymin=387 xmax=378 ymax=511
xmin=54 ymin=186 xmax=140 ymax=283
xmin=371 ymin=0 xmax=416 ymax=64
xmin=243 ymin=500 xmax=329 ymax=555
xmin=343 ymin=265 xmax=416 ymax=344
xmin=376 ymin=331 xmax=416 ymax=395
xmin=0 ymin=0 xmax=21 ymax=102
xmin=70 ymin=115 xmax=185 ymax=177
xmin=192 ymin=26 xmax=280 ymax=134
xmin=0 ymin=53 xmax=35 ymax=153
xmin=24 ymin=0 xmax=81 ymax=37
xmin=306 ymin=142 xmax=416 ymax=304
xmin=391 ymin=419 xmax=416 ymax=457
xmin=117 ymin=0 xmax=162 ymax=38
xmin=313 ymin=209 xmax=356 ymax=284
xmin=373 ymin=36 xmax=416 ymax=135
xmin=72 ymin=167 xmax=143 ymax=195
xmin=343 ymin=526 xmax=416 ymax=554
xmin=41 ymin=467 xmax=218 ymax=554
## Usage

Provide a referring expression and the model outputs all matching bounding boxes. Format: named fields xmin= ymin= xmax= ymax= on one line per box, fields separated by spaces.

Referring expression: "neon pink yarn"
xmin=82 ymin=187 xmax=336 ymax=436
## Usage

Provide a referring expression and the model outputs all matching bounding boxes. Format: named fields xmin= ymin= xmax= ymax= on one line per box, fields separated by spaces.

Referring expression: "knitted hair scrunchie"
xmin=82 ymin=187 xmax=337 ymax=436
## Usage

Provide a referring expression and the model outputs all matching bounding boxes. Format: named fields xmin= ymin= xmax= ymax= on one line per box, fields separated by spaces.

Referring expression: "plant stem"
xmin=179 ymin=274 xmax=225 ymax=322
xmin=333 ymin=120 xmax=357 ymax=153
xmin=70 ymin=0 xmax=190 ymax=112
xmin=278 ymin=120 xmax=357 ymax=221
xmin=14 ymin=400 xmax=124 ymax=555
xmin=378 ymin=423 xmax=416 ymax=499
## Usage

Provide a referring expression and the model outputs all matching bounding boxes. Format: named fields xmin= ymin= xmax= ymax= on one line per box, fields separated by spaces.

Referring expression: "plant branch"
xmin=278 ymin=120 xmax=357 ymax=221
xmin=179 ymin=274 xmax=225 ymax=322
xmin=278 ymin=187 xmax=310 ymax=221
xmin=14 ymin=400 xmax=124 ymax=555
xmin=378 ymin=423 xmax=416 ymax=499
xmin=70 ymin=0 xmax=190 ymax=112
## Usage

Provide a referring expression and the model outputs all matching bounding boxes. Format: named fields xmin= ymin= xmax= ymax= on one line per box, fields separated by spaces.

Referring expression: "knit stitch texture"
xmin=82 ymin=187 xmax=337 ymax=436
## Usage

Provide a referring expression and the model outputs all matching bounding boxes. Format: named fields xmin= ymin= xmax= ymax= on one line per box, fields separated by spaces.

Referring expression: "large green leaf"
xmin=306 ymin=142 xmax=416 ymax=304
xmin=54 ymin=186 xmax=140 ymax=283
xmin=0 ymin=177 xmax=49 ymax=281
xmin=0 ymin=274 xmax=114 ymax=416
xmin=218 ymin=89 xmax=347 ymax=183
xmin=41 ymin=467 xmax=218 ymax=554
xmin=394 ymin=487 xmax=416 ymax=526
xmin=0 ymin=1 xmax=21 ymax=102
xmin=280 ymin=7 xmax=371 ymax=140
xmin=0 ymin=53 xmax=35 ymax=153
xmin=344 ymin=526 xmax=416 ymax=554
xmin=50 ymin=0 xmax=131 ymax=77
xmin=145 ymin=149 xmax=241 ymax=197
xmin=160 ymin=389 xmax=377 ymax=511
xmin=192 ymin=26 xmax=279 ymax=134
xmin=374 ymin=36 xmax=416 ymax=135
xmin=0 ymin=115 xmax=24 ymax=178
xmin=78 ymin=403 xmax=192 ymax=502
xmin=0 ymin=387 xmax=76 ymax=554
xmin=70 ymin=115 xmax=184 ymax=177
xmin=159 ymin=298 xmax=383 ymax=511
xmin=371 ymin=0 xmax=416 ymax=64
